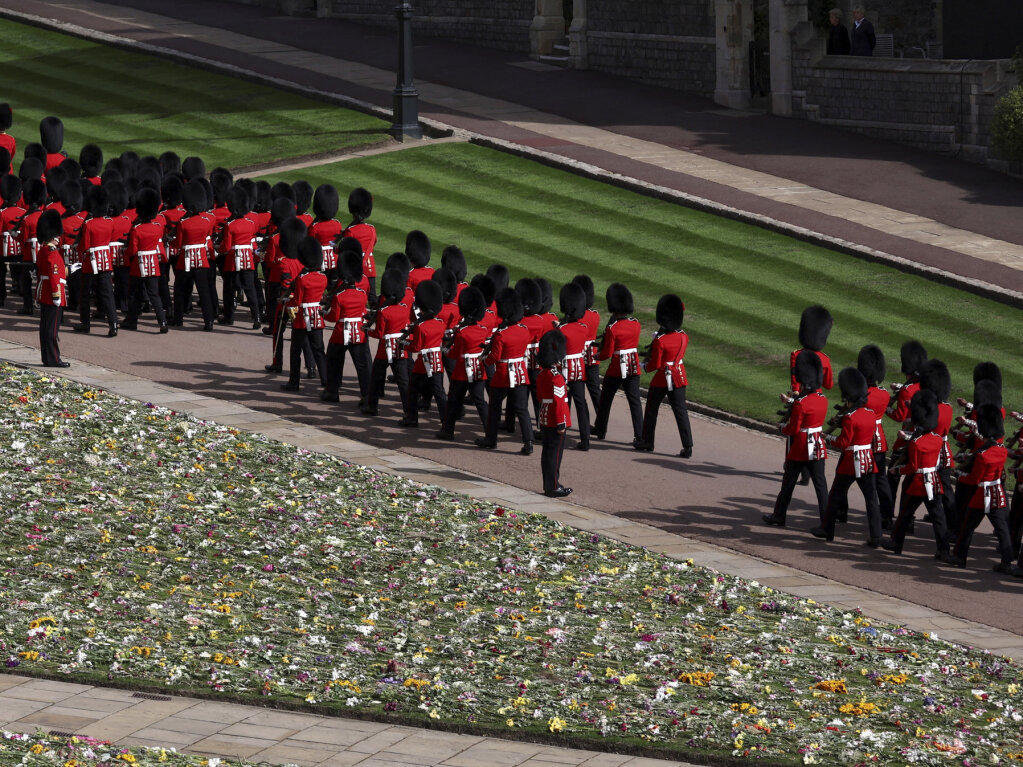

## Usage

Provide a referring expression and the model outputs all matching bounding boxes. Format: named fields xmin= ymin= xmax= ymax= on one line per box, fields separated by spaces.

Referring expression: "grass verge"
xmin=0 ymin=18 xmax=390 ymax=169
xmin=2 ymin=362 xmax=1021 ymax=766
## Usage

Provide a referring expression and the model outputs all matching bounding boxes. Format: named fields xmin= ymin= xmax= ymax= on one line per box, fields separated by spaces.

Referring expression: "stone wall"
xmin=582 ymin=0 xmax=717 ymax=96
xmin=791 ymin=32 xmax=1016 ymax=159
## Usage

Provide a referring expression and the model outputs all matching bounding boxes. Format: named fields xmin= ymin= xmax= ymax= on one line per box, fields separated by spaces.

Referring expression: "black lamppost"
xmin=389 ymin=1 xmax=422 ymax=141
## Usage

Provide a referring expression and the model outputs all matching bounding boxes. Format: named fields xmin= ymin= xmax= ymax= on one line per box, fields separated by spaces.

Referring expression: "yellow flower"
xmin=548 ymin=716 xmax=566 ymax=733
xmin=506 ymin=718 xmax=515 ymax=727
xmin=812 ymin=679 xmax=848 ymax=694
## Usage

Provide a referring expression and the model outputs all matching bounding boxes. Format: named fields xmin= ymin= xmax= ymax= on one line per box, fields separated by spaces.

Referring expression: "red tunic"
xmin=781 ymin=390 xmax=828 ymax=462
xmin=309 ymin=219 xmax=343 ymax=271
xmin=408 ymin=317 xmax=447 ymax=375
xmin=287 ymin=271 xmax=327 ymax=330
xmin=789 ymin=348 xmax=834 ymax=391
xmin=0 ymin=133 xmax=15 ymax=161
xmin=342 ymin=222 xmax=377 ymax=276
xmin=157 ymin=206 xmax=186 ymax=264
xmin=486 ymin=323 xmax=531 ymax=388
xmin=278 ymin=256 xmax=304 ymax=295
xmin=18 ymin=209 xmax=43 ymax=265
xmin=369 ymin=303 xmax=411 ymax=362
xmin=865 ymin=385 xmax=889 ymax=453
xmin=887 ymin=381 xmax=920 ymax=453
xmin=437 ymin=302 xmax=460 ymax=330
xmin=173 ymin=214 xmax=215 ymax=271
xmin=521 ymin=314 xmax=547 ymax=371
xmin=962 ymin=444 xmax=1009 ymax=511
xmin=559 ymin=320 xmax=590 ymax=382
xmin=646 ymin=330 xmax=688 ymax=390
xmin=218 ymin=217 xmax=258 ymax=272
xmin=36 ymin=243 xmax=67 ymax=306
xmin=109 ymin=213 xmax=132 ymax=268
xmin=1 ymin=204 xmax=26 ymax=260
xmin=408 ymin=266 xmax=435 ymax=292
xmin=446 ymin=323 xmax=490 ymax=383
xmin=61 ymin=212 xmax=86 ymax=266
xmin=78 ymin=215 xmax=114 ymax=274
xmin=828 ymin=406 xmax=876 ymax=476
xmin=536 ymin=367 xmax=571 ymax=428
xmin=582 ymin=308 xmax=601 ymax=365
xmin=597 ymin=317 xmax=642 ymax=378
xmin=324 ymin=287 xmax=368 ymax=346
xmin=126 ymin=220 xmax=167 ymax=278
xmin=898 ymin=432 xmax=945 ymax=499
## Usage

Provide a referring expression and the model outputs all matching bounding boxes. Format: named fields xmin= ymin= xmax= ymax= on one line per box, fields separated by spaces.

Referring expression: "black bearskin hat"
xmin=197 ymin=177 xmax=213 ymax=210
xmin=120 ymin=151 xmax=140 ymax=179
xmin=161 ymin=176 xmax=184 ymax=208
xmin=136 ymin=166 xmax=161 ymax=192
xmin=495 ymin=287 xmax=524 ymax=325
xmin=24 ymin=143 xmax=46 ymax=164
xmin=384 ymin=251 xmax=411 ymax=280
xmin=106 ymin=181 xmax=127 ymax=216
xmin=235 ymin=178 xmax=255 ymax=204
xmin=22 ymin=178 xmax=46 ymax=208
xmin=900 ymin=341 xmax=927 ymax=377
xmin=0 ymin=174 xmax=22 ymax=204
xmin=441 ymin=245 xmax=467 ymax=282
xmin=339 ymin=250 xmax=363 ymax=285
xmin=270 ymin=181 xmax=295 ymax=203
xmin=537 ymin=329 xmax=567 ymax=369
xmin=292 ymin=180 xmax=313 ymax=215
xmin=559 ymin=282 xmax=586 ymax=323
xmin=278 ymin=217 xmax=307 ymax=261
xmin=457 ymin=286 xmax=486 ymax=324
xmin=380 ymin=268 xmax=407 ymax=303
xmin=159 ymin=151 xmax=181 ymax=177
xmin=313 ymin=184 xmax=339 ymax=220
xmin=973 ymin=379 xmax=1002 ymax=410
xmin=181 ymin=156 xmax=206 ymax=181
xmin=336 ymin=236 xmax=362 ymax=256
xmin=414 ymin=279 xmax=443 ymax=320
xmin=19 ymin=157 xmax=44 ymax=183
xmin=432 ymin=268 xmax=457 ymax=303
xmin=537 ymin=278 xmax=553 ymax=314
xmin=656 ymin=294 xmax=685 ymax=332
xmin=794 ymin=349 xmax=823 ymax=392
xmin=100 ymin=167 xmax=123 ymax=187
xmin=39 ymin=116 xmax=63 ymax=154
xmin=0 ymin=103 xmax=11 ymax=131
xmin=486 ymin=263 xmax=510 ymax=292
xmin=135 ymin=187 xmax=160 ymax=223
xmin=35 ymin=209 xmax=63 ymax=244
xmin=909 ymin=389 xmax=938 ymax=432
xmin=348 ymin=187 xmax=373 ymax=220
xmin=798 ymin=305 xmax=832 ymax=352
xmin=59 ymin=157 xmax=81 ymax=180
xmin=79 ymin=144 xmax=103 ymax=178
xmin=84 ymin=184 xmax=108 ymax=217
xmin=856 ymin=344 xmax=886 ymax=385
xmin=972 ymin=361 xmax=1002 ymax=392
xmin=270 ymin=196 xmax=296 ymax=227
xmin=61 ymin=182 xmax=83 ymax=215
xmin=210 ymin=168 xmax=233 ymax=205
xmin=606 ymin=282 xmax=634 ymax=315
xmin=253 ymin=181 xmax=271 ymax=213
xmin=182 ymin=180 xmax=206 ymax=216
xmin=405 ymin=230 xmax=431 ymax=269
xmin=515 ymin=278 xmax=541 ymax=316
xmin=975 ymin=403 xmax=1004 ymax=440
xmin=227 ymin=186 xmax=250 ymax=219
xmin=45 ymin=165 xmax=68 ymax=202
xmin=920 ymin=360 xmax=952 ymax=402
xmin=470 ymin=274 xmax=496 ymax=305
xmin=298 ymin=235 xmax=323 ymax=271
xmin=838 ymin=367 xmax=868 ymax=405
xmin=572 ymin=274 xmax=595 ymax=309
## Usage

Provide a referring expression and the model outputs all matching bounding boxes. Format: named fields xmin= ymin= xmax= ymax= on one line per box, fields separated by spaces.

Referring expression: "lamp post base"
xmin=390 ymin=88 xmax=423 ymax=141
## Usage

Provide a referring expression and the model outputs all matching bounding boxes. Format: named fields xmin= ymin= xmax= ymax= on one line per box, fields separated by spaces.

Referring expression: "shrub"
xmin=991 ymin=84 xmax=1023 ymax=162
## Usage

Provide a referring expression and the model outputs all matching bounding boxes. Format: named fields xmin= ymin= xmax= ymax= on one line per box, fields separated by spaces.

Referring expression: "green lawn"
xmin=0 ymin=19 xmax=389 ymax=168
xmin=257 ymin=144 xmax=1023 ymax=425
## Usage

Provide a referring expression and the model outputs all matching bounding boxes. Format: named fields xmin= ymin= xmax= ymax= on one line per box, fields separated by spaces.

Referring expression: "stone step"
xmin=538 ymin=54 xmax=570 ymax=68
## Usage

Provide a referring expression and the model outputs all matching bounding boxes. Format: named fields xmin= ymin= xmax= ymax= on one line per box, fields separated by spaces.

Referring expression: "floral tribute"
xmin=0 ymin=362 xmax=1021 ymax=764
xmin=0 ymin=731 xmax=262 ymax=766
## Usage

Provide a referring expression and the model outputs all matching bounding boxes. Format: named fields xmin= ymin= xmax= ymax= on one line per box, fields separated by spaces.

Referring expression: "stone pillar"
xmin=531 ymin=0 xmax=566 ymax=57
xmin=769 ymin=0 xmax=809 ymax=116
xmin=568 ymin=0 xmax=588 ymax=68
xmin=714 ymin=0 xmax=754 ymax=109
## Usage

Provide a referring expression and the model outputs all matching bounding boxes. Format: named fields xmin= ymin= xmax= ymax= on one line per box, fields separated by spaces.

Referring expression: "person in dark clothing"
xmin=826 ymin=8 xmax=851 ymax=55
xmin=850 ymin=6 xmax=876 ymax=56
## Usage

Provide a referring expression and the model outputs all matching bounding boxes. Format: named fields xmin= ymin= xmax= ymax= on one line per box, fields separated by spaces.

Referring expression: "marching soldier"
xmin=790 ymin=306 xmax=834 ymax=391
xmin=812 ymin=368 xmax=882 ymax=545
xmin=402 ymin=280 xmax=447 ymax=427
xmin=263 ymin=207 xmax=303 ymax=372
xmin=217 ymin=186 xmax=261 ymax=329
xmin=39 ymin=116 xmax=66 ymax=172
xmin=35 ymin=210 xmax=68 ymax=367
xmin=436 ymin=286 xmax=491 ymax=441
xmin=536 ymin=329 xmax=572 ymax=498
xmin=858 ymin=345 xmax=895 ymax=525
xmin=281 ymin=237 xmax=328 ymax=391
xmin=920 ymin=360 xmax=958 ymax=533
xmin=15 ymin=178 xmax=47 ymax=316
xmin=557 ymin=282 xmax=592 ymax=451
xmin=406 ymin=230 xmax=434 ymax=293
xmin=636 ymin=294 xmax=693 ymax=458
xmin=477 ymin=287 xmax=533 ymax=453
xmin=0 ymin=103 xmax=15 ymax=163
xmin=884 ymin=340 xmax=928 ymax=527
xmin=309 ymin=184 xmax=343 ymax=289
xmin=763 ymin=351 xmax=829 ymax=527
xmin=0 ymin=174 xmax=25 ymax=309
xmin=122 ymin=187 xmax=169 ymax=333
xmin=365 ymin=268 xmax=412 ymax=417
xmin=321 ymin=250 xmax=372 ymax=405
xmin=341 ymin=188 xmax=376 ymax=298
xmin=170 ymin=181 xmax=217 ymax=331
xmin=592 ymin=282 xmax=643 ymax=444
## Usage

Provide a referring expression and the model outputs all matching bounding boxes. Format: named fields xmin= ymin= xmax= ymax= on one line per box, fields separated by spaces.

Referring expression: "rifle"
xmin=886 ymin=429 xmax=916 ymax=474
xmin=442 ymin=315 xmax=476 ymax=355
xmin=825 ymin=401 xmax=853 ymax=435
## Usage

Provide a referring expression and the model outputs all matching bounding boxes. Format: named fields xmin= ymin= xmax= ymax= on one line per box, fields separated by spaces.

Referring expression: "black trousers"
xmin=288 ymin=327 xmax=327 ymax=387
xmin=822 ymin=472 xmax=881 ymax=539
xmin=566 ymin=380 xmax=591 ymax=444
xmin=0 ymin=257 xmax=7 ymax=303
xmin=222 ymin=270 xmax=260 ymax=324
xmin=409 ymin=371 xmax=447 ymax=424
xmin=874 ymin=452 xmax=894 ymax=523
xmin=583 ymin=363 xmax=601 ymax=413
xmin=952 ymin=496 xmax=1014 ymax=565
xmin=158 ymin=261 xmax=171 ymax=314
xmin=39 ymin=304 xmax=62 ymax=365
xmin=126 ymin=276 xmax=167 ymax=326
xmin=937 ymin=467 xmax=959 ymax=534
xmin=486 ymin=385 xmax=533 ymax=444
xmin=369 ymin=357 xmax=409 ymax=413
xmin=113 ymin=265 xmax=131 ymax=312
xmin=593 ymin=373 xmax=642 ymax=441
xmin=79 ymin=271 xmax=117 ymax=329
xmin=772 ymin=459 xmax=828 ymax=522
xmin=541 ymin=425 xmax=567 ymax=494
xmin=1010 ymin=485 xmax=1023 ymax=560
xmin=641 ymin=385 xmax=693 ymax=449
xmin=441 ymin=379 xmax=489 ymax=434
xmin=15 ymin=261 xmax=34 ymax=312
xmin=173 ymin=265 xmax=215 ymax=325
xmin=890 ymin=491 xmax=948 ymax=554
xmin=325 ymin=341 xmax=371 ymax=397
